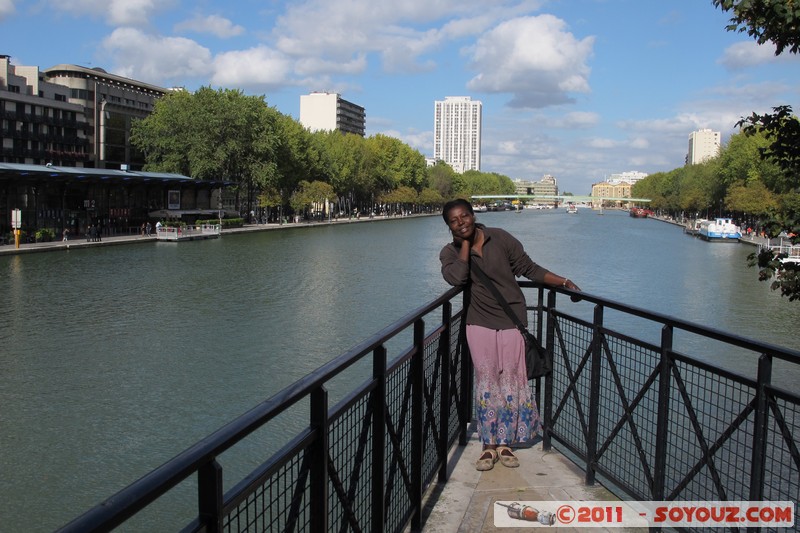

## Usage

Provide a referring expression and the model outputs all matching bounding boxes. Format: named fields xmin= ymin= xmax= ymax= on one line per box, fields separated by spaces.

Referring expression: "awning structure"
xmin=0 ymin=162 xmax=230 ymax=187
xmin=148 ymin=209 xmax=221 ymax=218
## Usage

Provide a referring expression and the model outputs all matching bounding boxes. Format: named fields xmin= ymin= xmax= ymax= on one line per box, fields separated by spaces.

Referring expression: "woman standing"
xmin=439 ymin=199 xmax=581 ymax=471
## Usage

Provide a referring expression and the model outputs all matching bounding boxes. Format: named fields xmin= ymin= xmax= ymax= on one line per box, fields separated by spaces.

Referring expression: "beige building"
xmin=591 ymin=180 xmax=632 ymax=207
xmin=687 ymin=128 xmax=721 ymax=165
xmin=299 ymin=92 xmax=366 ymax=136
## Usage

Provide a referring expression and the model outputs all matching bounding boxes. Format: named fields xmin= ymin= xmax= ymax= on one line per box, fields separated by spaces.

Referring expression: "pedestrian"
xmin=62 ymin=228 xmax=69 ymax=242
xmin=141 ymin=223 xmax=146 ymax=237
xmin=439 ymin=198 xmax=581 ymax=471
xmin=145 ymin=222 xmax=151 ymax=236
xmin=86 ymin=224 xmax=93 ymax=242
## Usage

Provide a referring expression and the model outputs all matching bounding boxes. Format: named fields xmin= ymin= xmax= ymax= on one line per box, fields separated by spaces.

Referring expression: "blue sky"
xmin=2 ymin=0 xmax=799 ymax=194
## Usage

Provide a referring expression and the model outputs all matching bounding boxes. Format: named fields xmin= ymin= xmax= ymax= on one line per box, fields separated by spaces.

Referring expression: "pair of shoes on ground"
xmin=475 ymin=445 xmax=519 ymax=471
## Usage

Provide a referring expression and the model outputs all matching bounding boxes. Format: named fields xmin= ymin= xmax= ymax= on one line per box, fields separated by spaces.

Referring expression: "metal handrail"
xmin=56 ymin=283 xmax=800 ymax=532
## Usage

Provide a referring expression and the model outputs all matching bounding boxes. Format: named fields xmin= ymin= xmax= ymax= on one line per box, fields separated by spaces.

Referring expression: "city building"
xmin=433 ymin=96 xmax=482 ymax=173
xmin=299 ymin=92 xmax=366 ymax=136
xmin=1 ymin=56 xmax=91 ymax=167
xmin=606 ymin=171 xmax=648 ymax=186
xmin=43 ymin=63 xmax=168 ymax=169
xmin=591 ymin=180 xmax=632 ymax=208
xmin=514 ymin=174 xmax=558 ymax=197
xmin=687 ymin=128 xmax=721 ymax=165
xmin=1 ymin=56 xmax=169 ymax=169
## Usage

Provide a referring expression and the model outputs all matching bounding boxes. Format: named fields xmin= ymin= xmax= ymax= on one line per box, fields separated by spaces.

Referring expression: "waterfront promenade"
xmin=0 ymin=215 xmax=425 ymax=256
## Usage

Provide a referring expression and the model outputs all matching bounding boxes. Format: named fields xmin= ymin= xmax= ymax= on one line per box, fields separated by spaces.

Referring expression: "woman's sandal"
xmin=475 ymin=448 xmax=499 ymax=471
xmin=496 ymin=446 xmax=520 ymax=468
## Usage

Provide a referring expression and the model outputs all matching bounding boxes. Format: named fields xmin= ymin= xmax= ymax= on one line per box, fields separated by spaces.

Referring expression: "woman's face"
xmin=445 ymin=205 xmax=476 ymax=240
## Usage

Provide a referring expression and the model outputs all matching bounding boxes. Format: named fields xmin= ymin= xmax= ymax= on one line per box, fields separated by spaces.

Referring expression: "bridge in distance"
xmin=470 ymin=194 xmax=652 ymax=203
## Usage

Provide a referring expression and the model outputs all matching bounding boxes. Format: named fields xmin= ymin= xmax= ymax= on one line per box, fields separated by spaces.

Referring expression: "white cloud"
xmin=466 ymin=15 xmax=595 ymax=108
xmin=211 ymin=47 xmax=295 ymax=90
xmin=0 ymin=0 xmax=15 ymax=20
xmin=553 ymin=111 xmax=600 ymax=129
xmin=174 ymin=14 xmax=245 ymax=39
xmin=101 ymin=28 xmax=213 ymax=84
xmin=717 ymin=41 xmax=799 ymax=69
xmin=49 ymin=0 xmax=173 ymax=26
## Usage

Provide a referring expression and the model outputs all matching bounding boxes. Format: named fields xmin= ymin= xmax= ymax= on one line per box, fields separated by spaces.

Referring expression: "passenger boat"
xmin=566 ymin=203 xmax=578 ymax=214
xmin=698 ymin=218 xmax=742 ymax=242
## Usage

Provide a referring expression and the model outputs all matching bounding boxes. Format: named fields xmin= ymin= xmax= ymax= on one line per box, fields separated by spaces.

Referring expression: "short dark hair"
xmin=442 ymin=198 xmax=474 ymax=222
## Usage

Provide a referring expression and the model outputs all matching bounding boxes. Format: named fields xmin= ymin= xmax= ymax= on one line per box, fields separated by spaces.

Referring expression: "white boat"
xmin=566 ymin=203 xmax=578 ymax=214
xmin=698 ymin=218 xmax=742 ymax=242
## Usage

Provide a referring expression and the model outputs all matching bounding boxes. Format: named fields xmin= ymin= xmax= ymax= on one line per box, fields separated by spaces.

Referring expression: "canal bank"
xmin=0 ymin=213 xmax=437 ymax=256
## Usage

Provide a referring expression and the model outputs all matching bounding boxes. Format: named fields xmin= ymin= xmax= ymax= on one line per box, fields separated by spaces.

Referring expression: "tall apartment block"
xmin=433 ymin=96 xmax=482 ymax=173
xmin=299 ymin=92 xmax=366 ymax=136
xmin=687 ymin=128 xmax=721 ymax=165
xmin=1 ymin=56 xmax=167 ymax=169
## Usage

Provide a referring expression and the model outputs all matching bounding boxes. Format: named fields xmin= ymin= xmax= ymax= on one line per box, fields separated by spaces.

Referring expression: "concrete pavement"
xmin=420 ymin=430 xmax=646 ymax=532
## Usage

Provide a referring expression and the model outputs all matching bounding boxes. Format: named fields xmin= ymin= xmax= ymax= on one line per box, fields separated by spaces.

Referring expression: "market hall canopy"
xmin=0 ymin=162 xmax=229 ymax=187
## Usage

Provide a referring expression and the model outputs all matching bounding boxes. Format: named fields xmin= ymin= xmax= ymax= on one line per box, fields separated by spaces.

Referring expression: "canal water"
xmin=1 ymin=209 xmax=798 ymax=531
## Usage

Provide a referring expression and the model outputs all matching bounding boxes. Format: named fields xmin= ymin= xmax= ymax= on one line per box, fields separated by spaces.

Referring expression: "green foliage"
xmin=725 ymin=181 xmax=779 ymax=215
xmin=290 ymin=180 xmax=336 ymax=215
xmin=130 ymin=85 xmax=518 ymax=223
xmin=196 ymin=218 xmax=244 ymax=228
xmin=713 ymin=0 xmax=800 ymax=55
xmin=35 ymin=228 xmax=55 ymax=242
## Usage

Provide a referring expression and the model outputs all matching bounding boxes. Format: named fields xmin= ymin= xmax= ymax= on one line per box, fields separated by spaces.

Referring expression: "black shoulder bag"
xmin=470 ymin=262 xmax=552 ymax=379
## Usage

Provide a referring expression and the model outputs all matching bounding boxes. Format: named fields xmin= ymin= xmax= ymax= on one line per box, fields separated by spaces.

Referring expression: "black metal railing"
xmin=57 ymin=283 xmax=799 ymax=532
xmin=530 ymin=282 xmax=800 ymax=532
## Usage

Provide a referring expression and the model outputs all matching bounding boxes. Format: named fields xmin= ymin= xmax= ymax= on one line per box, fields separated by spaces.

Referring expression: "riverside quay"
xmin=56 ymin=282 xmax=800 ymax=532
xmin=0 ymin=162 xmax=230 ymax=241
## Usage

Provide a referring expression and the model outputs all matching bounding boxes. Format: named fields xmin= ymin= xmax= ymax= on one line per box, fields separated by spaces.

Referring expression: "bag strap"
xmin=470 ymin=261 xmax=527 ymax=335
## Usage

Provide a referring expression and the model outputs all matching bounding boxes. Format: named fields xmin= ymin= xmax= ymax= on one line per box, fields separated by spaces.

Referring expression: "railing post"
xmin=459 ymin=291 xmax=472 ymax=446
xmin=411 ymin=318 xmax=425 ymax=531
xmin=371 ymin=346 xmax=387 ymax=533
xmin=439 ymin=301 xmax=452 ymax=483
xmin=585 ymin=304 xmax=604 ymax=485
xmin=653 ymin=325 xmax=673 ymax=501
xmin=197 ymin=459 xmax=223 ymax=533
xmin=310 ymin=386 xmax=329 ymax=532
xmin=749 ymin=353 xmax=772 ymax=502
xmin=543 ymin=289 xmax=556 ymax=452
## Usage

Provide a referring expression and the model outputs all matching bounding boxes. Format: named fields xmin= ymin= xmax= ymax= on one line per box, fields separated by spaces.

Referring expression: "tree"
xmin=131 ymin=87 xmax=279 ymax=217
xmin=712 ymin=0 xmax=800 ymax=54
xmin=714 ymin=0 xmax=800 ymax=300
xmin=290 ymin=180 xmax=336 ymax=220
xmin=725 ymin=180 xmax=779 ymax=215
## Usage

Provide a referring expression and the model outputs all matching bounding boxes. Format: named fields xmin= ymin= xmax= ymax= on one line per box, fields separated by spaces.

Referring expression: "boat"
xmin=566 ymin=203 xmax=578 ymax=214
xmin=697 ymin=218 xmax=742 ymax=242
xmin=629 ymin=207 xmax=653 ymax=218
xmin=684 ymin=219 xmax=705 ymax=236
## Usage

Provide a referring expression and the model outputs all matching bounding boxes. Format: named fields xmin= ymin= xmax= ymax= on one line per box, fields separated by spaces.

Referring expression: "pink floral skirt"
xmin=466 ymin=325 xmax=540 ymax=446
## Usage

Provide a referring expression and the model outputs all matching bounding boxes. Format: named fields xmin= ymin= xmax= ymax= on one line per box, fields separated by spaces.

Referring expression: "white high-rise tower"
xmin=687 ymin=129 xmax=721 ymax=165
xmin=433 ymin=96 xmax=482 ymax=173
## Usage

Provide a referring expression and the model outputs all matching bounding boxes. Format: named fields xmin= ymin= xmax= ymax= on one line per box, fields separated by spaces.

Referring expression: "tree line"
xmin=129 ymin=88 xmax=515 ymax=221
xmin=633 ymin=0 xmax=800 ymax=300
